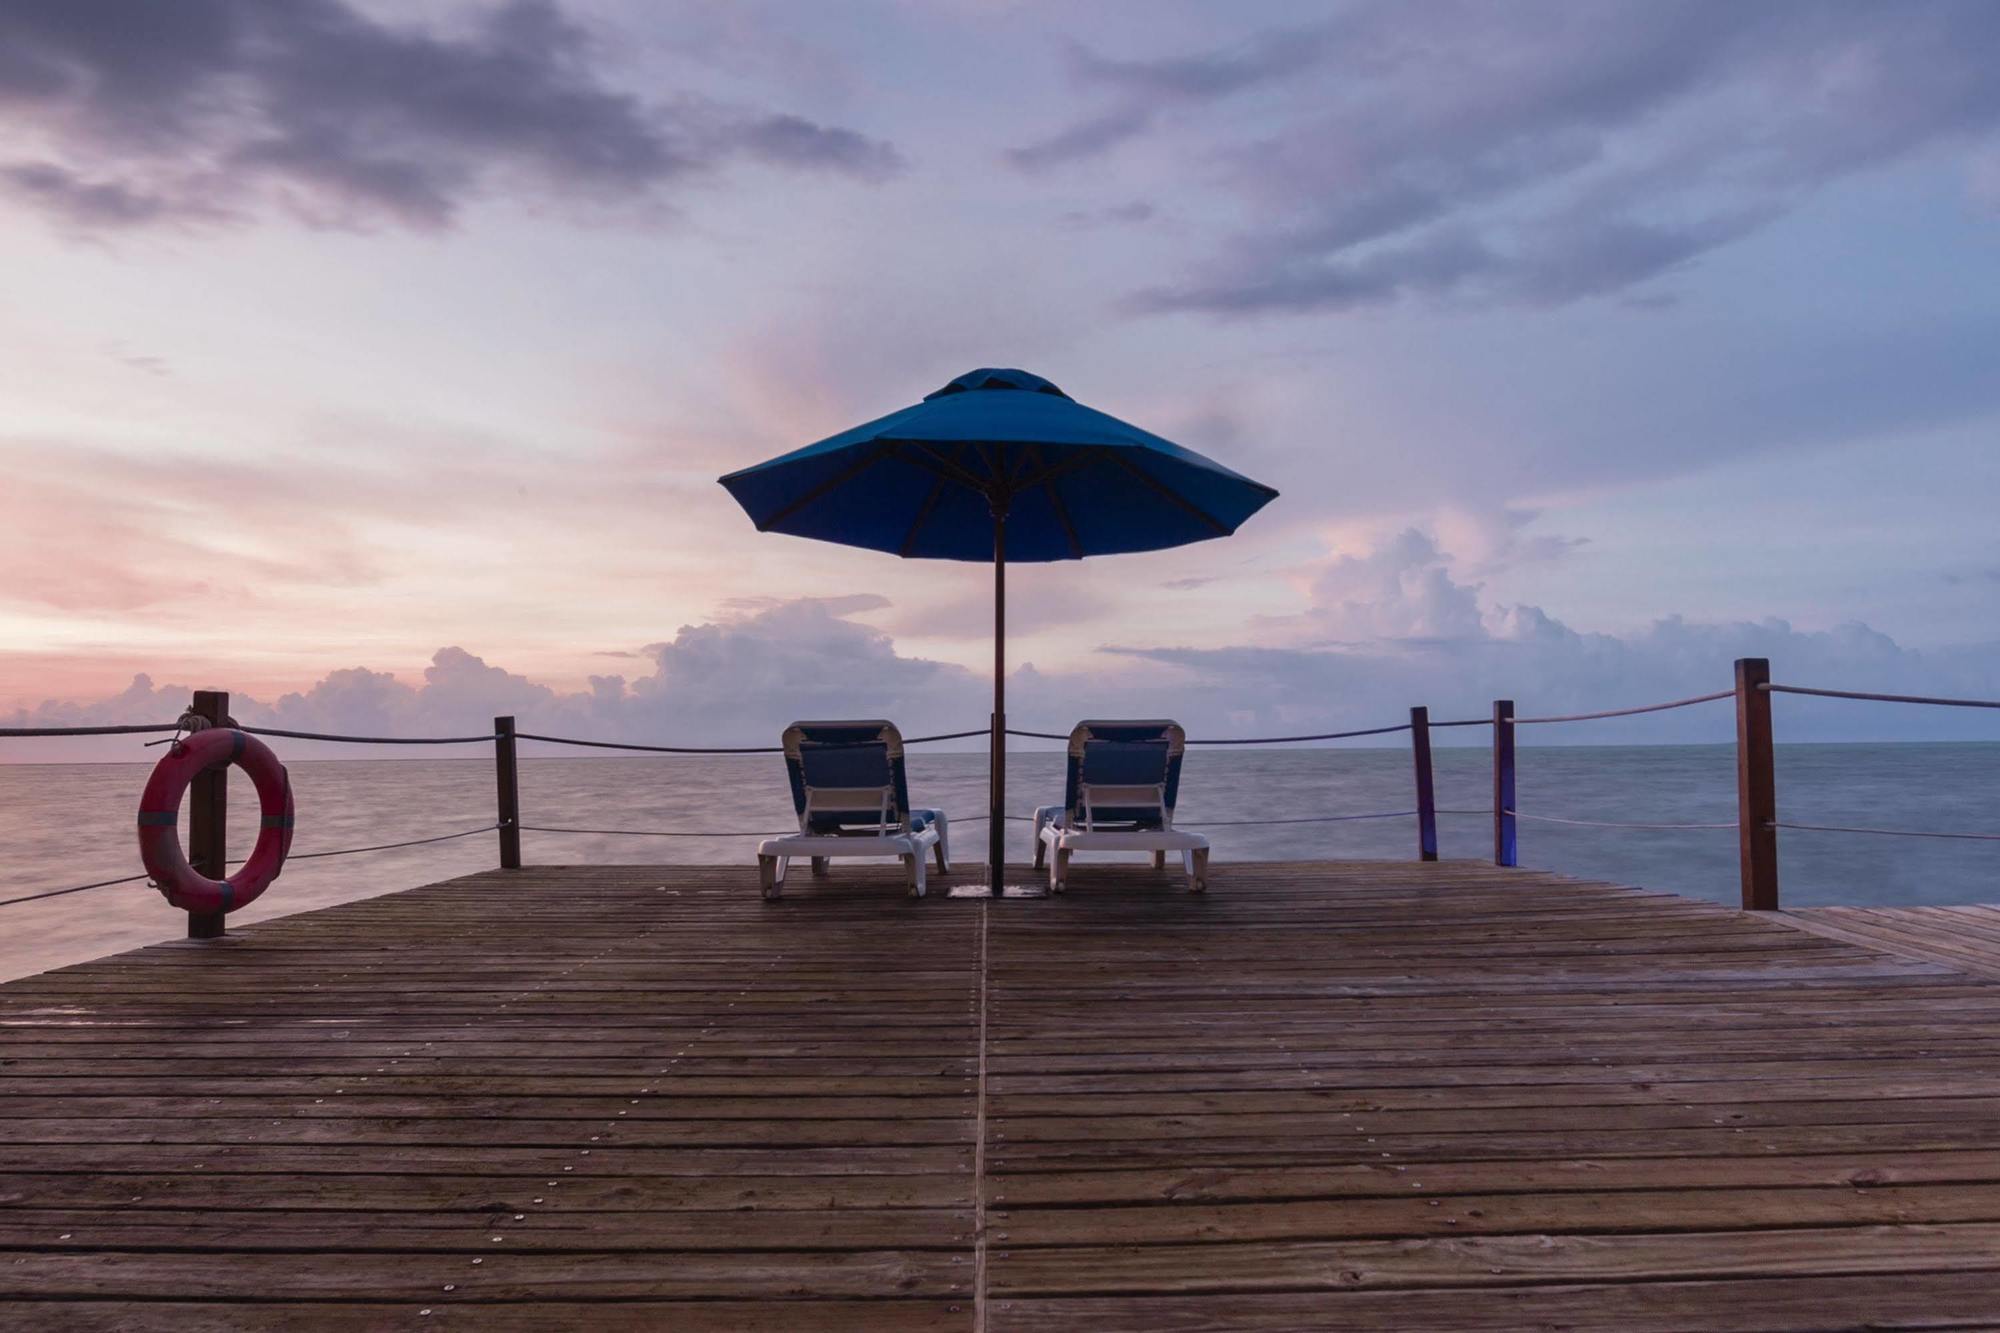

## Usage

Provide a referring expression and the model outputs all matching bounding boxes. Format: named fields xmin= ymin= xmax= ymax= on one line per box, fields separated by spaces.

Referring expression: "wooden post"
xmin=1735 ymin=658 xmax=1778 ymax=910
xmin=1410 ymin=706 xmax=1438 ymax=862
xmin=494 ymin=715 xmax=521 ymax=870
xmin=187 ymin=690 xmax=229 ymax=939
xmin=1492 ymin=699 xmax=1517 ymax=868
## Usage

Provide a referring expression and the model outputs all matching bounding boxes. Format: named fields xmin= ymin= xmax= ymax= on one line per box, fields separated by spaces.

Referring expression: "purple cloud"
xmin=0 ymin=0 xmax=902 ymax=232
xmin=1018 ymin=1 xmax=2000 ymax=315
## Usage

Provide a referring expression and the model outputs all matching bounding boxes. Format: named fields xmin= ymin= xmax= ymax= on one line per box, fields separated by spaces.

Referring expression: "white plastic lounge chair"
xmin=757 ymin=721 xmax=949 ymax=900
xmin=1032 ymin=720 xmax=1209 ymax=893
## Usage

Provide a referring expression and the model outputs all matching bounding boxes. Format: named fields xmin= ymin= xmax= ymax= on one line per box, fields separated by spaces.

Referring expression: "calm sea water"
xmin=2 ymin=743 xmax=1996 ymax=982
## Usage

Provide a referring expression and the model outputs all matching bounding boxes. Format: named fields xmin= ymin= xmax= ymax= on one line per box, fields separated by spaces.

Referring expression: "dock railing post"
xmin=1492 ymin=699 xmax=1517 ymax=867
xmin=1735 ymin=658 xmax=1778 ymax=910
xmin=494 ymin=715 xmax=521 ymax=870
xmin=1410 ymin=706 xmax=1438 ymax=862
xmin=187 ymin=689 xmax=229 ymax=940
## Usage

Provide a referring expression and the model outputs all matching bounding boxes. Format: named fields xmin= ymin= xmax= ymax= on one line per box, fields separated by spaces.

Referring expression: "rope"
xmin=0 ymin=823 xmax=502 ymax=911
xmin=1774 ymin=820 xmax=2000 ymax=842
xmin=0 ymin=723 xmax=181 ymax=738
xmin=1005 ymin=723 xmax=1414 ymax=745
xmin=1506 ymin=810 xmax=1736 ymax=830
xmin=1515 ymin=690 xmax=1734 ymax=725
xmin=522 ymin=824 xmax=791 ymax=838
xmin=516 ymin=734 xmax=780 ymax=754
xmin=0 ymin=873 xmax=151 ymax=909
xmin=1183 ymin=810 xmax=1417 ymax=827
xmin=1189 ymin=723 xmax=1412 ymax=745
xmin=1429 ymin=717 xmax=1492 ymax=728
xmin=286 ymin=823 xmax=501 ymax=859
xmin=242 ymin=726 xmax=500 ymax=744
xmin=514 ymin=727 xmax=991 ymax=755
xmin=1764 ymin=684 xmax=2000 ymax=711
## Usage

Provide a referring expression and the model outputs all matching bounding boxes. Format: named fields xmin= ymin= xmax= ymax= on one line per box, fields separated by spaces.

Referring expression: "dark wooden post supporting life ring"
xmin=187 ymin=690 xmax=229 ymax=939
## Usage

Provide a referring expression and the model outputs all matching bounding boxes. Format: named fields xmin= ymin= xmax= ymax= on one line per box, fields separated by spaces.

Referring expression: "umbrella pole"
xmin=990 ymin=510 xmax=1006 ymax=896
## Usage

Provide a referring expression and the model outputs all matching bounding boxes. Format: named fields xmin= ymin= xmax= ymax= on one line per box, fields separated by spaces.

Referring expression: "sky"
xmin=3 ymin=0 xmax=1999 ymax=757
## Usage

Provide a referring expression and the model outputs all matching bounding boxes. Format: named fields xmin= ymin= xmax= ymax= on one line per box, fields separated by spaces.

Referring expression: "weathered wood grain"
xmin=4 ymin=857 xmax=1999 ymax=1331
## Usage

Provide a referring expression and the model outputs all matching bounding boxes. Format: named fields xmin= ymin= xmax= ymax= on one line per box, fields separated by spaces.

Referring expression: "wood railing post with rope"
xmin=1735 ymin=657 xmax=1779 ymax=910
xmin=1492 ymin=699 xmax=1517 ymax=867
xmin=494 ymin=715 xmax=521 ymax=870
xmin=187 ymin=690 xmax=229 ymax=940
xmin=1410 ymin=706 xmax=1438 ymax=862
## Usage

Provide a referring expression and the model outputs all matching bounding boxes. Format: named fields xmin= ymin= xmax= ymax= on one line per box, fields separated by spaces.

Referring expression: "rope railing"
xmin=1006 ymin=723 xmax=1414 ymax=744
xmin=1515 ymin=690 xmax=1733 ymax=725
xmin=1506 ymin=810 xmax=1736 ymax=831
xmin=522 ymin=808 xmax=1444 ymax=837
xmin=0 ymin=872 xmax=153 ymax=910
xmin=12 ymin=662 xmax=1998 ymax=924
xmin=242 ymin=726 xmax=500 ymax=744
xmin=0 ymin=723 xmax=182 ymax=737
xmin=286 ymin=822 xmax=502 ymax=859
xmin=1763 ymin=683 xmax=2000 ymax=710
xmin=0 ymin=820 xmax=503 ymax=910
xmin=1773 ymin=820 xmax=2000 ymax=843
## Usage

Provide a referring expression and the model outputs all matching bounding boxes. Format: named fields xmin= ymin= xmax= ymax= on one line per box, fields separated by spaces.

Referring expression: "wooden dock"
xmin=1782 ymin=904 xmax=2000 ymax=983
xmin=6 ymin=861 xmax=2000 ymax=1330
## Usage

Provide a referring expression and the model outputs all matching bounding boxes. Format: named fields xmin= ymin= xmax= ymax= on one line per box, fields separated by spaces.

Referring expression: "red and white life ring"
xmin=137 ymin=728 xmax=295 ymax=915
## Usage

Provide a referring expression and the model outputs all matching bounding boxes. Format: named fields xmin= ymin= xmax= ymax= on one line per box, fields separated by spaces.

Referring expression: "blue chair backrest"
xmin=1063 ymin=720 xmax=1186 ymax=829
xmin=782 ymin=721 xmax=912 ymax=833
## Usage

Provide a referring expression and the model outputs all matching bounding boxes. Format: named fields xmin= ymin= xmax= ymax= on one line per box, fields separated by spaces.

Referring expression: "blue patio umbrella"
xmin=719 ymin=367 xmax=1278 ymax=895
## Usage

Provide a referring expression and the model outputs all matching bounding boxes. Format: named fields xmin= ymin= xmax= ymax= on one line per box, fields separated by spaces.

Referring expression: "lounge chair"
xmin=757 ymin=721 xmax=949 ymax=900
xmin=1032 ymin=720 xmax=1209 ymax=894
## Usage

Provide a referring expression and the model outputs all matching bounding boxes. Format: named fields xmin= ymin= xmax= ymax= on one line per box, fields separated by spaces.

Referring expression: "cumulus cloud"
xmin=1297 ymin=529 xmax=1488 ymax=644
xmin=10 ymin=578 xmax=2000 ymax=762
xmin=1015 ymin=1 xmax=2000 ymax=315
xmin=0 ymin=0 xmax=901 ymax=232
xmin=0 ymin=599 xmax=986 ymax=761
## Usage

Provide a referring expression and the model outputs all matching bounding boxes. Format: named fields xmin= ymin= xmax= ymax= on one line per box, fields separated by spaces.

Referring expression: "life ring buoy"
xmin=137 ymin=729 xmax=295 ymax=915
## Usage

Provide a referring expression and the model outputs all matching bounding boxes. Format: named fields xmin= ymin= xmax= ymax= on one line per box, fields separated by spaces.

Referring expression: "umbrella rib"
xmin=1006 ymin=448 xmax=1098 ymax=495
xmin=756 ymin=443 xmax=893 ymax=531
xmin=898 ymin=475 xmax=950 ymax=557
xmin=1028 ymin=444 xmax=1084 ymax=559
xmin=885 ymin=441 xmax=989 ymax=493
xmin=1103 ymin=450 xmax=1232 ymax=535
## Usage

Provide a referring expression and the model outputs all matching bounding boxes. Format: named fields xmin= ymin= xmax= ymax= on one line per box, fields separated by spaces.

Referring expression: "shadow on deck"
xmin=4 ymin=860 xmax=2000 ymax=1330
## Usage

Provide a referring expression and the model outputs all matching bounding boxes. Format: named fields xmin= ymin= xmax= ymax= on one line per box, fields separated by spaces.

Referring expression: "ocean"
xmin=2 ymin=742 xmax=1996 ymax=983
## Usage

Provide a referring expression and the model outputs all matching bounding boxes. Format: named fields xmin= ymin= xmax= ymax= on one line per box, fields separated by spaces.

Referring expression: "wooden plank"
xmin=6 ymin=859 xmax=2000 ymax=1327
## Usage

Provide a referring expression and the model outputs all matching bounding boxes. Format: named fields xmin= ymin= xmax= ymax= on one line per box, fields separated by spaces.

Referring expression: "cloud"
xmin=1008 ymin=28 xmax=1328 ymax=170
xmin=1030 ymin=1 xmax=2000 ymax=315
xmin=730 ymin=114 xmax=904 ymax=180
xmin=1057 ymin=199 xmax=1157 ymax=229
xmin=1297 ymin=529 xmax=1488 ymax=644
xmin=0 ymin=598 xmax=986 ymax=761
xmin=10 ymin=575 xmax=2000 ymax=763
xmin=0 ymin=0 xmax=901 ymax=233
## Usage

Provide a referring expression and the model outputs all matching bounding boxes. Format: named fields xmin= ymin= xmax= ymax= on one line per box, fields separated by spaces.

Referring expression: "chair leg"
xmin=1034 ymin=835 xmax=1046 ymax=871
xmin=810 ymin=856 xmax=830 ymax=878
xmin=903 ymin=853 xmax=923 ymax=898
xmin=934 ymin=815 xmax=950 ymax=872
xmin=759 ymin=855 xmax=781 ymax=901
xmin=1188 ymin=847 xmax=1209 ymax=894
xmin=1152 ymin=849 xmax=1166 ymax=871
xmin=1052 ymin=846 xmax=1071 ymax=894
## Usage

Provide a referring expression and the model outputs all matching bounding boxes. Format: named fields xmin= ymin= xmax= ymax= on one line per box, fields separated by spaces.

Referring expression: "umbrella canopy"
xmin=719 ymin=367 xmax=1279 ymax=893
